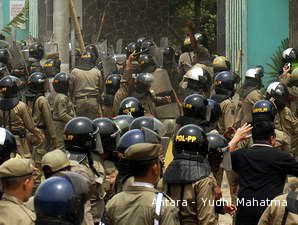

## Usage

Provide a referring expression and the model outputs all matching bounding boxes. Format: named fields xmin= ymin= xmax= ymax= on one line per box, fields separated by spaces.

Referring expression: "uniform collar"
xmin=2 ymin=193 xmax=24 ymax=204
xmin=251 ymin=143 xmax=273 ymax=148
xmin=132 ymin=181 xmax=154 ymax=189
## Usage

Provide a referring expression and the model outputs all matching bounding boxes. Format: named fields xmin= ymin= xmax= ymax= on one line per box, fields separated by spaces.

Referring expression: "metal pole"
xmin=53 ymin=0 xmax=70 ymax=73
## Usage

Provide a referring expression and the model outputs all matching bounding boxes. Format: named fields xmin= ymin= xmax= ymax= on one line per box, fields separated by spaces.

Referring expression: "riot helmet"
xmin=93 ymin=117 xmax=119 ymax=153
xmin=43 ymin=58 xmax=61 ymax=77
xmin=53 ymin=72 xmax=70 ymax=94
xmin=64 ymin=117 xmax=100 ymax=163
xmin=0 ymin=75 xmax=21 ymax=111
xmin=183 ymin=94 xmax=209 ymax=120
xmin=136 ymin=37 xmax=148 ymax=49
xmin=118 ymin=97 xmax=145 ymax=118
xmin=112 ymin=115 xmax=134 ymax=135
xmin=125 ymin=42 xmax=138 ymax=57
xmin=0 ymin=48 xmax=9 ymax=64
xmin=0 ymin=128 xmax=17 ymax=164
xmin=252 ymin=100 xmax=277 ymax=123
xmin=207 ymin=133 xmax=228 ymax=171
xmin=282 ymin=48 xmax=297 ymax=63
xmin=213 ymin=56 xmax=231 ymax=73
xmin=266 ymin=82 xmax=289 ymax=110
xmin=174 ymin=124 xmax=208 ymax=157
xmin=79 ymin=52 xmax=97 ymax=69
xmin=207 ymin=99 xmax=221 ymax=123
xmin=85 ymin=44 xmax=99 ymax=59
xmin=138 ymin=54 xmax=156 ymax=73
xmin=29 ymin=42 xmax=44 ymax=60
xmin=245 ymin=67 xmax=264 ymax=80
xmin=213 ymin=71 xmax=238 ymax=97
xmin=134 ymin=72 xmax=154 ymax=93
xmin=105 ymin=74 xmax=121 ymax=95
xmin=117 ymin=128 xmax=160 ymax=153
xmin=29 ymin=61 xmax=43 ymax=73
xmin=129 ymin=116 xmax=166 ymax=137
xmin=184 ymin=32 xmax=206 ymax=46
xmin=28 ymin=72 xmax=47 ymax=94
xmin=141 ymin=39 xmax=156 ymax=53
xmin=34 ymin=172 xmax=89 ymax=225
xmin=183 ymin=65 xmax=212 ymax=93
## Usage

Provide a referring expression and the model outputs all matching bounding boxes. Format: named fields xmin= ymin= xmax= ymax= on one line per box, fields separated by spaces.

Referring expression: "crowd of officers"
xmin=0 ymin=28 xmax=297 ymax=225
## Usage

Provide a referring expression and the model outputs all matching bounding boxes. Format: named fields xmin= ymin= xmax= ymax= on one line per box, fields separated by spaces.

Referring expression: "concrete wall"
xmin=247 ymin=0 xmax=289 ymax=85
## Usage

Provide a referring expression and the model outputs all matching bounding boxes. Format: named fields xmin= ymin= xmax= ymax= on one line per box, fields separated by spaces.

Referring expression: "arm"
xmin=55 ymin=97 xmax=73 ymax=123
xmin=195 ymin=177 xmax=217 ymax=225
xmin=276 ymin=151 xmax=298 ymax=176
xmin=40 ymin=98 xmax=56 ymax=141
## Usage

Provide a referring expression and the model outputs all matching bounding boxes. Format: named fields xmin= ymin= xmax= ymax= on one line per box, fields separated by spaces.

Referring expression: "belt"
xmin=75 ymin=95 xmax=98 ymax=100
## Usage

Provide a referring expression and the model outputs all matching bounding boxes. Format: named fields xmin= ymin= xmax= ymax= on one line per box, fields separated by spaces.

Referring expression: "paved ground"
xmin=219 ymin=172 xmax=233 ymax=225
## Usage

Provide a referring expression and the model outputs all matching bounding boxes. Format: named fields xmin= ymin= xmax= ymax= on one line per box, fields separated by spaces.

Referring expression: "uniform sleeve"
xmin=283 ymin=108 xmax=298 ymax=133
xmin=160 ymin=202 xmax=180 ymax=225
xmin=39 ymin=98 xmax=56 ymax=139
xmin=69 ymin=69 xmax=76 ymax=100
xmin=112 ymin=85 xmax=129 ymax=115
xmin=257 ymin=204 xmax=273 ymax=225
xmin=55 ymin=96 xmax=73 ymax=123
xmin=222 ymin=100 xmax=236 ymax=132
xmin=195 ymin=177 xmax=218 ymax=225
xmin=20 ymin=103 xmax=37 ymax=132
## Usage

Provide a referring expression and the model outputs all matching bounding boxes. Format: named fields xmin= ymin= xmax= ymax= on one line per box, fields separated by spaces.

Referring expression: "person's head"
xmin=0 ymin=128 xmax=17 ymax=164
xmin=43 ymin=58 xmax=61 ymax=78
xmin=252 ymin=121 xmax=276 ymax=145
xmin=212 ymin=56 xmax=231 ymax=74
xmin=134 ymin=72 xmax=154 ymax=93
xmin=29 ymin=42 xmax=44 ymax=61
xmin=213 ymin=71 xmax=238 ymax=97
xmin=0 ymin=158 xmax=35 ymax=201
xmin=118 ymin=97 xmax=145 ymax=118
xmin=182 ymin=94 xmax=209 ymax=121
xmin=0 ymin=75 xmax=21 ymax=111
xmin=53 ymin=72 xmax=70 ymax=94
xmin=252 ymin=100 xmax=277 ymax=123
xmin=244 ymin=67 xmax=264 ymax=87
xmin=125 ymin=143 xmax=161 ymax=185
xmin=266 ymin=82 xmax=289 ymax=110
xmin=207 ymin=133 xmax=227 ymax=172
xmin=28 ymin=72 xmax=48 ymax=95
xmin=183 ymin=65 xmax=212 ymax=94
xmin=41 ymin=149 xmax=71 ymax=179
xmin=34 ymin=172 xmax=89 ymax=225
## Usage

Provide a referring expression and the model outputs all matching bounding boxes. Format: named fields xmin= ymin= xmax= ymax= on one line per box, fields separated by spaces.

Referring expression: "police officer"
xmin=0 ymin=127 xmax=17 ymax=165
xmin=163 ymin=124 xmax=234 ymax=225
xmin=93 ymin=117 xmax=119 ymax=200
xmin=28 ymin=72 xmax=57 ymax=163
xmin=117 ymin=96 xmax=145 ymax=118
xmin=69 ymin=52 xmax=104 ymax=119
xmin=28 ymin=42 xmax=44 ymax=74
xmin=34 ymin=172 xmax=89 ymax=225
xmin=179 ymin=65 xmax=212 ymax=99
xmin=52 ymin=72 xmax=75 ymax=149
xmin=163 ymin=46 xmax=180 ymax=92
xmin=64 ymin=117 xmax=105 ymax=224
xmin=0 ymin=158 xmax=35 ymax=225
xmin=102 ymin=74 xmax=121 ymax=117
xmin=252 ymin=100 xmax=290 ymax=152
xmin=104 ymin=143 xmax=180 ymax=225
xmin=212 ymin=55 xmax=231 ymax=74
xmin=176 ymin=94 xmax=214 ymax=132
xmin=129 ymin=116 xmax=166 ymax=137
xmin=238 ymin=67 xmax=264 ymax=125
xmin=266 ymin=82 xmax=298 ymax=155
xmin=211 ymin=71 xmax=238 ymax=136
xmin=114 ymin=128 xmax=161 ymax=193
xmin=258 ymin=178 xmax=298 ymax=225
xmin=0 ymin=75 xmax=43 ymax=158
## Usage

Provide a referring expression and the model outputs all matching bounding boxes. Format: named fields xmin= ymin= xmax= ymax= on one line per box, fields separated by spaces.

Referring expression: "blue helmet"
xmin=213 ymin=71 xmax=239 ymax=96
xmin=207 ymin=99 xmax=221 ymax=123
xmin=252 ymin=100 xmax=277 ymax=123
xmin=34 ymin=172 xmax=89 ymax=225
xmin=117 ymin=129 xmax=160 ymax=153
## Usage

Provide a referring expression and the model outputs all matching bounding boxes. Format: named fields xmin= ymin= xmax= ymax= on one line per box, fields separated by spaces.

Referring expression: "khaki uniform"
xmin=103 ymin=160 xmax=118 ymax=200
xmin=218 ymin=98 xmax=236 ymax=135
xmin=275 ymin=107 xmax=298 ymax=155
xmin=52 ymin=93 xmax=75 ymax=149
xmin=105 ymin=185 xmax=180 ymax=225
xmin=71 ymin=160 xmax=105 ymax=223
xmin=32 ymin=96 xmax=56 ymax=164
xmin=163 ymin=174 xmax=218 ymax=225
xmin=239 ymin=89 xmax=263 ymax=125
xmin=0 ymin=193 xmax=35 ymax=225
xmin=0 ymin=101 xmax=40 ymax=158
xmin=70 ymin=67 xmax=103 ymax=119
xmin=258 ymin=193 xmax=298 ymax=225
